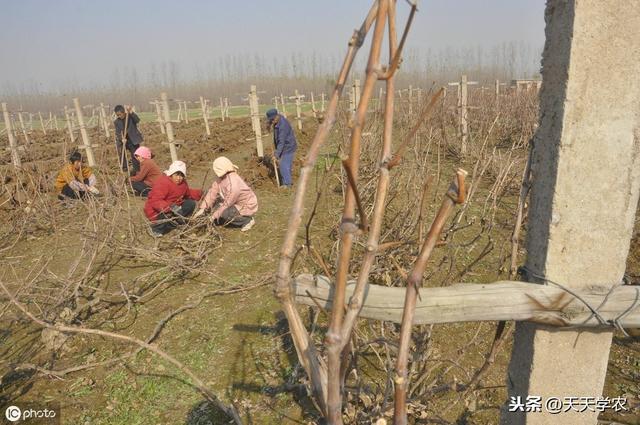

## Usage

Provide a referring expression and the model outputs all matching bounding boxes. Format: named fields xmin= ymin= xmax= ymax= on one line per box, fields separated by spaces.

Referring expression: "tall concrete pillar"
xmin=502 ymin=1 xmax=640 ymax=424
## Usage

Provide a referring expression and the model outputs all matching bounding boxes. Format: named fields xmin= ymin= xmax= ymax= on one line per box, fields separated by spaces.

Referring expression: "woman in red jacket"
xmin=144 ymin=160 xmax=202 ymax=237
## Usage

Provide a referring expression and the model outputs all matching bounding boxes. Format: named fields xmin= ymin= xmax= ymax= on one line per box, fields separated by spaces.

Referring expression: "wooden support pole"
xmin=200 ymin=96 xmax=211 ymax=136
xmin=224 ymin=98 xmax=229 ymax=119
xmin=17 ymin=111 xmax=30 ymax=144
xmin=2 ymin=103 xmax=21 ymax=168
xmin=248 ymin=85 xmax=264 ymax=157
xmin=320 ymin=92 xmax=325 ymax=112
xmin=72 ymin=98 xmax=96 ymax=166
xmin=52 ymin=112 xmax=59 ymax=130
xmin=160 ymin=92 xmax=179 ymax=162
xmin=38 ymin=112 xmax=46 ymax=135
xmin=176 ymin=101 xmax=183 ymax=122
xmin=219 ymin=97 xmax=225 ymax=122
xmin=99 ymin=103 xmax=110 ymax=137
xmin=64 ymin=106 xmax=75 ymax=145
xmin=151 ymin=101 xmax=165 ymax=134
xmin=183 ymin=101 xmax=189 ymax=124
xmin=310 ymin=92 xmax=317 ymax=118
xmin=460 ymin=74 xmax=468 ymax=155
xmin=448 ymin=74 xmax=478 ymax=156
xmin=280 ymin=93 xmax=287 ymax=117
xmin=290 ymin=89 xmax=304 ymax=131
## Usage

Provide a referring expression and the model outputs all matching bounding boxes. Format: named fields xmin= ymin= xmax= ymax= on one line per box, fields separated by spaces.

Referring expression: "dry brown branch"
xmin=0 ymin=279 xmax=243 ymax=424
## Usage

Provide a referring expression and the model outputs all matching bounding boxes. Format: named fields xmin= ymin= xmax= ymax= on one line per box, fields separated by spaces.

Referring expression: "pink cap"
xmin=134 ymin=146 xmax=152 ymax=159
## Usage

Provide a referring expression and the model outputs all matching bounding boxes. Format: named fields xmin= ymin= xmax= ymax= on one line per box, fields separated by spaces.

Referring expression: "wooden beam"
xmin=292 ymin=274 xmax=640 ymax=328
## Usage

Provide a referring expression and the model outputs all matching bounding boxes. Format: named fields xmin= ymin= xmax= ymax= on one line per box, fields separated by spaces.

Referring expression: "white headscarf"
xmin=212 ymin=157 xmax=238 ymax=178
xmin=165 ymin=160 xmax=187 ymax=176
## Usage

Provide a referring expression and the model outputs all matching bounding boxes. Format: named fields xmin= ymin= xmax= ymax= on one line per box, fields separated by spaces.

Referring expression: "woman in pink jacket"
xmin=193 ymin=157 xmax=258 ymax=231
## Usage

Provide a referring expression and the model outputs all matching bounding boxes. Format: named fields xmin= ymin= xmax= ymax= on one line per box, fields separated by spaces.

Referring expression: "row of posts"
xmin=2 ymin=78 xmax=540 ymax=169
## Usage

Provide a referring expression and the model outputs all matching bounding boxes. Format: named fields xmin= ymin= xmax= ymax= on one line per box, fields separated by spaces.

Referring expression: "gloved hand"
xmin=170 ymin=204 xmax=182 ymax=216
xmin=88 ymin=186 xmax=100 ymax=195
xmin=192 ymin=209 xmax=205 ymax=219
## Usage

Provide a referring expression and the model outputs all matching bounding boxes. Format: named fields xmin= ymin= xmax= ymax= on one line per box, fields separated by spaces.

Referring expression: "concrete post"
xmin=219 ymin=97 xmax=225 ymax=122
xmin=52 ymin=112 xmax=59 ymax=130
xmin=200 ymin=96 xmax=211 ymax=136
xmin=248 ymin=85 xmax=264 ymax=157
xmin=502 ymin=1 xmax=640 ymax=424
xmin=160 ymin=92 xmax=179 ymax=162
xmin=2 ymin=103 xmax=21 ymax=168
xmin=273 ymin=96 xmax=280 ymax=112
xmin=73 ymin=98 xmax=96 ymax=166
xmin=321 ymin=92 xmax=325 ymax=113
xmin=224 ymin=98 xmax=229 ymax=119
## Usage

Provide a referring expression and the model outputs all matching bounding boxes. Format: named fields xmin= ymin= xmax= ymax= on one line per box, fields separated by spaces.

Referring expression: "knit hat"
xmin=165 ymin=160 xmax=187 ymax=176
xmin=212 ymin=156 xmax=238 ymax=178
xmin=134 ymin=146 xmax=152 ymax=159
xmin=265 ymin=108 xmax=278 ymax=122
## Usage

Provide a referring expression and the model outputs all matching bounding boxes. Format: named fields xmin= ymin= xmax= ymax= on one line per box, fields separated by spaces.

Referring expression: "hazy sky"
xmin=0 ymin=0 xmax=545 ymax=91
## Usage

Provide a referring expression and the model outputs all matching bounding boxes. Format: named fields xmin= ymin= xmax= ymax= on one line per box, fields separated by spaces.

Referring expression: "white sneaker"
xmin=241 ymin=218 xmax=255 ymax=232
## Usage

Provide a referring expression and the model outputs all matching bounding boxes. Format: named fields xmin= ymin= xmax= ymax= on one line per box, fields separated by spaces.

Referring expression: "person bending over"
xmin=265 ymin=108 xmax=297 ymax=189
xmin=54 ymin=151 xmax=100 ymax=200
xmin=193 ymin=156 xmax=257 ymax=232
xmin=129 ymin=146 xmax=161 ymax=197
xmin=144 ymin=160 xmax=202 ymax=237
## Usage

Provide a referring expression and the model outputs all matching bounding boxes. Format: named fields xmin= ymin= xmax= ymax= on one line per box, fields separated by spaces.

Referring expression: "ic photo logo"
xmin=5 ymin=406 xmax=21 ymax=422
xmin=4 ymin=404 xmax=58 ymax=423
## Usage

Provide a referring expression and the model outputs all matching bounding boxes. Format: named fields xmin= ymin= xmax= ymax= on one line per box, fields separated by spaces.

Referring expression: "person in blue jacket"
xmin=266 ymin=108 xmax=297 ymax=188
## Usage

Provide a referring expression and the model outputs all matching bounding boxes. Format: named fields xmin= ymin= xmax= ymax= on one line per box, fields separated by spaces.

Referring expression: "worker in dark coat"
xmin=266 ymin=108 xmax=297 ymax=188
xmin=114 ymin=104 xmax=144 ymax=173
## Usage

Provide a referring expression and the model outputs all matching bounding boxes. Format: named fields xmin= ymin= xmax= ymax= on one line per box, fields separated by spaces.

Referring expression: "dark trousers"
xmin=214 ymin=205 xmax=253 ymax=228
xmin=117 ymin=141 xmax=140 ymax=173
xmin=58 ymin=179 xmax=90 ymax=200
xmin=131 ymin=180 xmax=151 ymax=197
xmin=151 ymin=199 xmax=196 ymax=235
